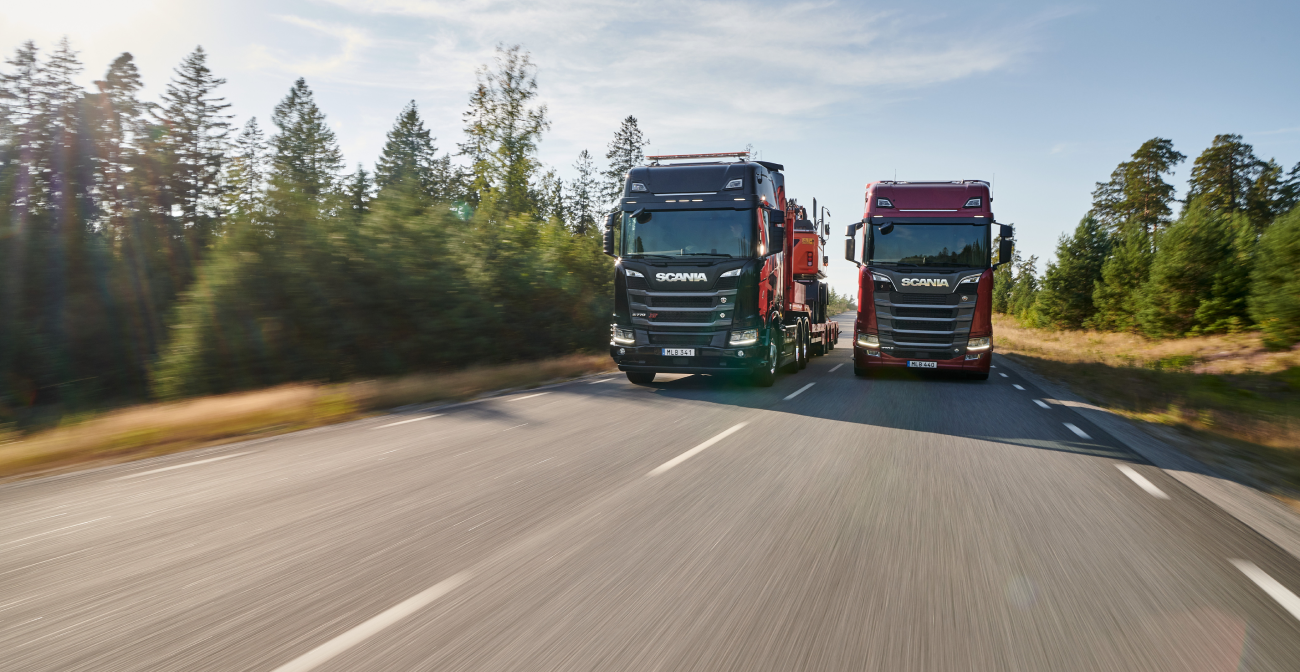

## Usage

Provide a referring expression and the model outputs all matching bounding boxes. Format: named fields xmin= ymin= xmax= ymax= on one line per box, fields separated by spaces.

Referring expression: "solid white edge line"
xmin=1115 ymin=464 xmax=1170 ymax=499
xmin=270 ymin=572 xmax=471 ymax=672
xmin=376 ymin=414 xmax=443 ymax=429
xmin=1033 ymin=399 xmax=1050 ymax=409
xmin=113 ymin=453 xmax=251 ymax=480
xmin=784 ymin=383 xmax=815 ymax=401
xmin=648 ymin=423 xmax=748 ymax=476
xmin=828 ymin=363 xmax=844 ymax=372
xmin=1063 ymin=422 xmax=1091 ymax=440
xmin=508 ymin=392 xmax=550 ymax=402
xmin=1012 ymin=384 xmax=1025 ymax=390
xmin=1231 ymin=559 xmax=1300 ymax=622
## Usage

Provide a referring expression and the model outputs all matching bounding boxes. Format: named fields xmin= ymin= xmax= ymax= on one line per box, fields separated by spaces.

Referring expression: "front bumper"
xmin=610 ymin=343 xmax=766 ymax=375
xmin=853 ymin=345 xmax=991 ymax=372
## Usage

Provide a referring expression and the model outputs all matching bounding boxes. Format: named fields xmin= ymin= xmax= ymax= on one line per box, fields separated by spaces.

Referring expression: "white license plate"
xmin=662 ymin=348 xmax=695 ymax=357
xmin=907 ymin=361 xmax=937 ymax=369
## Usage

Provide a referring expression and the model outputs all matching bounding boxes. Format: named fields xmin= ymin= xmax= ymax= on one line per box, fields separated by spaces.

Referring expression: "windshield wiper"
xmin=680 ymin=252 xmax=734 ymax=257
xmin=625 ymin=253 xmax=674 ymax=259
xmin=872 ymin=261 xmax=920 ymax=267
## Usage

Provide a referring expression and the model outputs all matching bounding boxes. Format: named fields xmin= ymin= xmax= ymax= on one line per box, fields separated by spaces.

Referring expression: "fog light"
xmin=619 ymin=347 xmax=626 ymax=355
xmin=965 ymin=353 xmax=982 ymax=360
xmin=736 ymin=350 xmax=746 ymax=358
xmin=865 ymin=349 xmax=882 ymax=357
xmin=857 ymin=333 xmax=880 ymax=348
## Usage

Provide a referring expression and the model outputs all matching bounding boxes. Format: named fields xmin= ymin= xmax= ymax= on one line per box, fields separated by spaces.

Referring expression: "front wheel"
xmin=626 ymin=371 xmax=656 ymax=385
xmin=853 ymin=364 xmax=870 ymax=377
xmin=967 ymin=372 xmax=989 ymax=381
xmin=751 ymin=340 xmax=778 ymax=387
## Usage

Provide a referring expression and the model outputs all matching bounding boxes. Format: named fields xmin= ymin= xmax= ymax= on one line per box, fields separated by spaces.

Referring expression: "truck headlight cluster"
xmin=612 ymin=327 xmax=636 ymax=345
xmin=857 ymin=333 xmax=880 ymax=348
xmin=728 ymin=329 xmax=758 ymax=346
xmin=966 ymin=336 xmax=991 ymax=351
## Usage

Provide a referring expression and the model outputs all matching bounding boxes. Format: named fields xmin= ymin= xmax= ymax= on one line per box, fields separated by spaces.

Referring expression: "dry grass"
xmin=993 ymin=314 xmax=1300 ymax=498
xmin=0 ymin=354 xmax=614 ymax=482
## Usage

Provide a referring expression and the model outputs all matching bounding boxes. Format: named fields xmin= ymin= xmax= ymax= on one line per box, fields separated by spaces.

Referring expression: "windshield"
xmin=621 ymin=209 xmax=754 ymax=258
xmin=869 ymin=223 xmax=989 ymax=268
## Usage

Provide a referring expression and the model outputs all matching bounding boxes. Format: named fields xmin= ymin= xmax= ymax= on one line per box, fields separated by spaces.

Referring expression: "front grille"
xmin=890 ymin=292 xmax=955 ymax=305
xmin=649 ymin=325 xmax=712 ymax=332
xmin=648 ymin=295 xmax=713 ymax=308
xmin=649 ymin=334 xmax=713 ymax=346
xmin=715 ymin=276 xmax=738 ymax=290
xmin=627 ymin=276 xmax=648 ymax=290
xmin=895 ymin=320 xmax=954 ymax=332
xmin=650 ymin=311 xmax=713 ymax=323
xmin=894 ymin=307 xmax=955 ymax=318
xmin=889 ymin=349 xmax=958 ymax=361
xmin=890 ymin=333 xmax=952 ymax=344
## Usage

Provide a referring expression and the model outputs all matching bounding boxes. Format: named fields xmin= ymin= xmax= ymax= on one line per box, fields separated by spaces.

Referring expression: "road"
xmin=3 ymin=313 xmax=1300 ymax=671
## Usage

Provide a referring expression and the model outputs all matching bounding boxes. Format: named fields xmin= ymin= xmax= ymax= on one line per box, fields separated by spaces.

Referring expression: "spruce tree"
xmin=345 ymin=164 xmax=372 ymax=222
xmin=1035 ymin=215 xmax=1111 ymax=329
xmin=1138 ymin=198 xmax=1254 ymax=336
xmin=568 ymin=149 xmax=599 ymax=234
xmin=1088 ymin=230 xmax=1151 ymax=332
xmin=222 ymin=117 xmax=267 ymax=219
xmin=1090 ymin=137 xmax=1184 ymax=237
xmin=1249 ymin=204 xmax=1300 ymax=347
xmin=1009 ymin=255 xmax=1040 ymax=323
xmin=602 ymin=115 xmax=647 ymax=204
xmin=270 ymin=78 xmax=343 ymax=198
xmin=375 ymin=101 xmax=456 ymax=201
xmin=155 ymin=46 xmax=232 ymax=244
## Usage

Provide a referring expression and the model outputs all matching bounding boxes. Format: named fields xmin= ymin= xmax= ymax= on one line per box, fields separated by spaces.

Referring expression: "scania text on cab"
xmin=844 ymin=180 xmax=1014 ymax=380
xmin=604 ymin=152 xmax=837 ymax=387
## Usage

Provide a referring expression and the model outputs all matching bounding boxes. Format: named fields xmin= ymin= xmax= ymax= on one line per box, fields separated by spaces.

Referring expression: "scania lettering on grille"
xmin=656 ymin=272 xmax=707 ymax=282
xmin=901 ymin=277 xmax=949 ymax=287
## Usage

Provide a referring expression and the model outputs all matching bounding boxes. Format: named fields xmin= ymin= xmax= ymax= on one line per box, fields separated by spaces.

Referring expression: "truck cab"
xmin=604 ymin=153 xmax=813 ymax=386
xmin=845 ymin=180 xmax=1013 ymax=379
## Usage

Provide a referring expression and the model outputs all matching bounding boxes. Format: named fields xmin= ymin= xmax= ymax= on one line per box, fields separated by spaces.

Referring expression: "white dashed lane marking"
xmin=648 ymin=423 xmax=748 ymax=477
xmin=1231 ymin=560 xmax=1300 ymax=622
xmin=1012 ymin=384 xmax=1025 ymax=391
xmin=999 ymin=373 xmax=1008 ymax=378
xmin=113 ymin=453 xmax=251 ymax=480
xmin=1033 ymin=399 xmax=1050 ymax=409
xmin=1116 ymin=464 xmax=1170 ymax=499
xmin=829 ymin=363 xmax=844 ymax=372
xmin=1063 ymin=423 xmax=1091 ymax=440
xmin=508 ymin=393 xmax=549 ymax=402
xmin=784 ymin=383 xmax=815 ymax=401
xmin=375 ymin=414 xmax=442 ymax=429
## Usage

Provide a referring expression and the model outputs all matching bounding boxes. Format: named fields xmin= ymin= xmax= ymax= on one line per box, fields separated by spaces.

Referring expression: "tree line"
xmin=0 ymin=40 xmax=647 ymax=425
xmin=994 ymin=134 xmax=1300 ymax=347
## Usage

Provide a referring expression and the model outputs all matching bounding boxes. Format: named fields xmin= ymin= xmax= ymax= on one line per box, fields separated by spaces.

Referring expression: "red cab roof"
xmin=863 ymin=181 xmax=992 ymax=219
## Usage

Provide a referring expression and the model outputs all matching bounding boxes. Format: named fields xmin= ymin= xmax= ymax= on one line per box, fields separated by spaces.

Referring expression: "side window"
xmin=758 ymin=208 xmax=768 ymax=253
xmin=758 ymin=172 xmax=776 ymax=206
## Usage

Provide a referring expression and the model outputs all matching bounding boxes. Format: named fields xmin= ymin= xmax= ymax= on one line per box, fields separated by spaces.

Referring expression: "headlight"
xmin=958 ymin=274 xmax=980 ymax=285
xmin=728 ymin=329 xmax=758 ymax=346
xmin=966 ymin=336 xmax=990 ymax=351
xmin=625 ymin=269 xmax=644 ymax=278
xmin=857 ymin=333 xmax=880 ymax=348
xmin=720 ymin=268 xmax=742 ymax=278
xmin=612 ymin=327 xmax=636 ymax=345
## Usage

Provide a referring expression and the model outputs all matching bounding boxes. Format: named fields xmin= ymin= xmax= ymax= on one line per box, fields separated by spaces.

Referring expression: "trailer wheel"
xmin=626 ymin=371 xmax=656 ymax=385
xmin=751 ymin=340 xmax=778 ymax=387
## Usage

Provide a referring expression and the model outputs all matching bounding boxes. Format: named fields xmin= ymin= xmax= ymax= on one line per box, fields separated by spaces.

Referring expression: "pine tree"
xmin=602 ymin=115 xmax=647 ymax=204
xmin=1009 ymin=254 xmax=1040 ymax=322
xmin=345 ymin=164 xmax=372 ymax=222
xmin=568 ymin=149 xmax=599 ymax=234
xmin=533 ymin=168 xmax=565 ymax=223
xmin=92 ymin=53 xmax=146 ymax=238
xmin=457 ymin=45 xmax=549 ymax=217
xmin=1249 ymin=204 xmax=1300 ymax=347
xmin=1090 ymin=137 xmax=1184 ymax=237
xmin=270 ymin=78 xmax=343 ymax=198
xmin=154 ymin=46 xmax=232 ymax=244
xmin=1087 ymin=230 xmax=1151 ymax=332
xmin=1187 ymin=134 xmax=1260 ymax=213
xmin=1034 ymin=215 xmax=1111 ymax=329
xmin=222 ymin=117 xmax=267 ymax=219
xmin=1138 ymin=198 xmax=1254 ymax=336
xmin=375 ymin=100 xmax=456 ymax=201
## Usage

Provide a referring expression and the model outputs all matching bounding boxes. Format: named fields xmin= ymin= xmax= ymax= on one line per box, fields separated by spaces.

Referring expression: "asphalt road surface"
xmin=4 ymin=313 xmax=1300 ymax=671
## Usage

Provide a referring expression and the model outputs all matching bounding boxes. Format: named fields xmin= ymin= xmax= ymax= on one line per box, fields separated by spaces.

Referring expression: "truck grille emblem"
xmin=656 ymin=272 xmax=707 ymax=282
xmin=900 ymin=277 xmax=950 ymax=287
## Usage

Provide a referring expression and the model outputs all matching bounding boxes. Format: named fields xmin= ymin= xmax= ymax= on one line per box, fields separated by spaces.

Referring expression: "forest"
xmin=0 ymin=40 xmax=642 ymax=427
xmin=994 ymin=135 xmax=1300 ymax=347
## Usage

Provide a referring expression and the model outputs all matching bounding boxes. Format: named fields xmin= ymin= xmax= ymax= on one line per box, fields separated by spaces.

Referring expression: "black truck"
xmin=604 ymin=152 xmax=823 ymax=386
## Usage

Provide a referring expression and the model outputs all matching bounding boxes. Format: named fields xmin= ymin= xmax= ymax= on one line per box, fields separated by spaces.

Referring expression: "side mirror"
xmin=823 ymin=224 xmax=830 ymax=236
xmin=878 ymin=221 xmax=894 ymax=235
xmin=603 ymin=213 xmax=616 ymax=257
xmin=998 ymin=237 xmax=1014 ymax=266
xmin=768 ymin=225 xmax=785 ymax=254
xmin=1000 ymin=224 xmax=1014 ymax=239
xmin=844 ymin=237 xmax=856 ymax=263
xmin=768 ymin=208 xmax=786 ymax=225
xmin=845 ymin=224 xmax=857 ymax=237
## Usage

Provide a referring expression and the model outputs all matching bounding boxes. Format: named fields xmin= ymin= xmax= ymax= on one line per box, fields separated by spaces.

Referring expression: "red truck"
xmin=605 ymin=152 xmax=838 ymax=386
xmin=844 ymin=180 xmax=1014 ymax=380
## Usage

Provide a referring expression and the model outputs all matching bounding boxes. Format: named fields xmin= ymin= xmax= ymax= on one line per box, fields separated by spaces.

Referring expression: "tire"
xmin=797 ymin=324 xmax=809 ymax=369
xmin=626 ymin=371 xmax=656 ymax=385
xmin=751 ymin=340 xmax=778 ymax=387
xmin=853 ymin=365 xmax=869 ymax=377
xmin=967 ymin=372 xmax=989 ymax=381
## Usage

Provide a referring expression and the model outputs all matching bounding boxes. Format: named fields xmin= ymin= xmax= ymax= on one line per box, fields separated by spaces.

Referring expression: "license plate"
xmin=907 ymin=361 xmax=937 ymax=369
xmin=662 ymin=348 xmax=695 ymax=357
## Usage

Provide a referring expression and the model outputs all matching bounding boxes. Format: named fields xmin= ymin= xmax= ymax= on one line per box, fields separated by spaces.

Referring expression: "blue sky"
xmin=4 ymin=0 xmax=1297 ymax=295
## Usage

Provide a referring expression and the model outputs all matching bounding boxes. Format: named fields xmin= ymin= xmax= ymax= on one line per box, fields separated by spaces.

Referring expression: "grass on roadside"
xmin=992 ymin=314 xmax=1300 ymax=500
xmin=0 ymin=354 xmax=615 ymax=482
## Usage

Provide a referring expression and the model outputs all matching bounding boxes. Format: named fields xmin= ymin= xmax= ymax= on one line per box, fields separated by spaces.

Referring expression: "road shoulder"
xmin=995 ymin=353 xmax=1300 ymax=563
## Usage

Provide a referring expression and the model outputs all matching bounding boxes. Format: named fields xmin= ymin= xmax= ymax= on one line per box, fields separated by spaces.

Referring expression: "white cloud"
xmin=245 ymin=15 xmax=374 ymax=76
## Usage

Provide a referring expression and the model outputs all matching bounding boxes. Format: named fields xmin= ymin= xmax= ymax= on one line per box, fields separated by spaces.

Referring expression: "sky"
xmin=3 ymin=0 xmax=1298 ymax=295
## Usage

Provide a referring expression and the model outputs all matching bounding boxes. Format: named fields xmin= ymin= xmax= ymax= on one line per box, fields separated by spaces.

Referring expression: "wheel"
xmin=853 ymin=365 xmax=869 ymax=377
xmin=751 ymin=339 xmax=778 ymax=387
xmin=797 ymin=324 xmax=809 ymax=369
xmin=967 ymin=372 xmax=989 ymax=381
xmin=626 ymin=371 xmax=655 ymax=385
